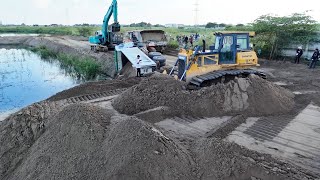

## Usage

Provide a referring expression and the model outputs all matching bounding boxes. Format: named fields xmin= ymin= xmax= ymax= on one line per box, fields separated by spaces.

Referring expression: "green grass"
xmin=0 ymin=26 xmax=100 ymax=36
xmin=30 ymin=46 xmax=101 ymax=79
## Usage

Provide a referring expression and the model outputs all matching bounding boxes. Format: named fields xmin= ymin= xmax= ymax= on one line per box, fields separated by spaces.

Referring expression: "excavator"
xmin=89 ymin=0 xmax=122 ymax=52
xmin=169 ymin=32 xmax=266 ymax=87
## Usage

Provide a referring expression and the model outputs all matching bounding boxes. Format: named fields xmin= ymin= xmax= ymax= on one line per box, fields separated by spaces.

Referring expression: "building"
xmin=165 ymin=24 xmax=185 ymax=28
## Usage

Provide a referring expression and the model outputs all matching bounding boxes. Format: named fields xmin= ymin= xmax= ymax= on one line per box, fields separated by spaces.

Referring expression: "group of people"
xmin=176 ymin=33 xmax=201 ymax=47
xmin=295 ymin=47 xmax=319 ymax=69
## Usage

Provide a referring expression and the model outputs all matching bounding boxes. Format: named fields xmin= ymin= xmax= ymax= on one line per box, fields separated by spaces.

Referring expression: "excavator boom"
xmin=89 ymin=0 xmax=121 ymax=48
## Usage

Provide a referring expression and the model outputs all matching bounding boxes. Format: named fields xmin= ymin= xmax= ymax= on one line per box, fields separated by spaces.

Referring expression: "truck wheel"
xmin=148 ymin=52 xmax=162 ymax=59
xmin=152 ymin=55 xmax=166 ymax=67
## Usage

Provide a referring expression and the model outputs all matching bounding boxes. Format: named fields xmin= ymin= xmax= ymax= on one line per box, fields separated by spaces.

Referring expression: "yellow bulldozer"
xmin=169 ymin=32 xmax=266 ymax=87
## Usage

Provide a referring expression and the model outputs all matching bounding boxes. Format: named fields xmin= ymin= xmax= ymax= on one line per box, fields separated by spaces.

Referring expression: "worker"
xmin=295 ymin=46 xmax=303 ymax=64
xmin=309 ymin=48 xmax=319 ymax=69
xmin=136 ymin=55 xmax=142 ymax=77
xmin=190 ymin=36 xmax=194 ymax=47
xmin=184 ymin=36 xmax=189 ymax=46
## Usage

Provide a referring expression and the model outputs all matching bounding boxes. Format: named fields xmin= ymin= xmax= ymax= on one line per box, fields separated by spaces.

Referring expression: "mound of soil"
xmin=5 ymin=104 xmax=193 ymax=180
xmin=192 ymin=138 xmax=308 ymax=180
xmin=48 ymin=77 xmax=141 ymax=101
xmin=101 ymin=117 xmax=194 ymax=180
xmin=112 ymin=74 xmax=294 ymax=118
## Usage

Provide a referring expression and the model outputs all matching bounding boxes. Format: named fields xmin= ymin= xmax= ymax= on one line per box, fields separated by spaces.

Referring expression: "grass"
xmin=30 ymin=46 xmax=101 ymax=79
xmin=0 ymin=26 xmax=100 ymax=36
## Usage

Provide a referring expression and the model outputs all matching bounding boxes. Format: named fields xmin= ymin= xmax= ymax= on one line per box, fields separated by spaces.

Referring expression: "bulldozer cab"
xmin=215 ymin=33 xmax=250 ymax=64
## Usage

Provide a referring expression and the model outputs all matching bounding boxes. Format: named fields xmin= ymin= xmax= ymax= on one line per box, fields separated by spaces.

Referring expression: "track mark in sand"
xmin=244 ymin=116 xmax=292 ymax=141
xmin=66 ymin=88 xmax=127 ymax=104
xmin=227 ymin=104 xmax=320 ymax=175
xmin=155 ymin=116 xmax=232 ymax=140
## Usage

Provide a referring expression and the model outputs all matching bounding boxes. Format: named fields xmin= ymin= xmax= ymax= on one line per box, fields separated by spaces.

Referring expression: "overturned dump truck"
xmin=126 ymin=30 xmax=168 ymax=52
xmin=126 ymin=30 xmax=168 ymax=68
xmin=115 ymin=42 xmax=157 ymax=77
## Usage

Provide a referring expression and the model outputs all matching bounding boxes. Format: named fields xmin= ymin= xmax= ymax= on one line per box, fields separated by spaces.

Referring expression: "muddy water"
xmin=0 ymin=48 xmax=81 ymax=120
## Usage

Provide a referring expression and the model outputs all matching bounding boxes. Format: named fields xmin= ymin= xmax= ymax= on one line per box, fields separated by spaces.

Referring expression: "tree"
xmin=218 ymin=23 xmax=226 ymax=27
xmin=236 ymin=24 xmax=244 ymax=27
xmin=252 ymin=13 xmax=318 ymax=59
xmin=129 ymin=22 xmax=152 ymax=27
xmin=205 ymin=22 xmax=218 ymax=28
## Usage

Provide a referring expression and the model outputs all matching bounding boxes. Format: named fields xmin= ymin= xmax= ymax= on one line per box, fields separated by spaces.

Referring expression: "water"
xmin=0 ymin=33 xmax=48 ymax=37
xmin=0 ymin=48 xmax=82 ymax=120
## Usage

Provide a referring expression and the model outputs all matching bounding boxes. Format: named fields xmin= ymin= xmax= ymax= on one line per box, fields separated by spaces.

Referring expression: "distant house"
xmin=165 ymin=24 xmax=185 ymax=28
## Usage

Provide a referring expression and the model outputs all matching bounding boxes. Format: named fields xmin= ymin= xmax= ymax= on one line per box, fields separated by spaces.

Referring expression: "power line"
xmin=194 ymin=0 xmax=199 ymax=27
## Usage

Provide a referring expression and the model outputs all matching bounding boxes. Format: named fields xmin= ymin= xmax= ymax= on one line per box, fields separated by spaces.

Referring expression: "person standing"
xmin=309 ymin=48 xmax=319 ymax=69
xmin=136 ymin=55 xmax=142 ymax=77
xmin=295 ymin=47 xmax=303 ymax=64
xmin=184 ymin=36 xmax=189 ymax=45
xmin=190 ymin=35 xmax=194 ymax=47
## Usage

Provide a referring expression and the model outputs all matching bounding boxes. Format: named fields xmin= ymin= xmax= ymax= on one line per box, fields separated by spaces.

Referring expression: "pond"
xmin=0 ymin=48 xmax=84 ymax=120
xmin=0 ymin=33 xmax=49 ymax=37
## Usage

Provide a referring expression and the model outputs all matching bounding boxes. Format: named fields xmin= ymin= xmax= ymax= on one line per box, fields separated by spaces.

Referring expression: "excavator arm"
xmin=89 ymin=0 xmax=120 ymax=46
xmin=102 ymin=0 xmax=120 ymax=44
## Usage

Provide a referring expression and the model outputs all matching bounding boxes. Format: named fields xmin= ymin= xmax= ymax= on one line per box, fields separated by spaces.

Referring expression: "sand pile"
xmin=192 ymin=138 xmax=306 ymax=180
xmin=0 ymin=101 xmax=64 ymax=179
xmin=48 ymin=77 xmax=141 ymax=101
xmin=113 ymin=74 xmax=294 ymax=118
xmin=5 ymin=104 xmax=193 ymax=180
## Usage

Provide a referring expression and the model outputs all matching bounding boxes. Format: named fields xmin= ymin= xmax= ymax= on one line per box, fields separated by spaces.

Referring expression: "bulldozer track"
xmin=66 ymin=88 xmax=128 ymax=104
xmin=190 ymin=69 xmax=267 ymax=87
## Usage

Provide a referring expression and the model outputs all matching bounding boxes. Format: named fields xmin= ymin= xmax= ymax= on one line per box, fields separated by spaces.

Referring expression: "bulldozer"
xmin=169 ymin=32 xmax=266 ymax=87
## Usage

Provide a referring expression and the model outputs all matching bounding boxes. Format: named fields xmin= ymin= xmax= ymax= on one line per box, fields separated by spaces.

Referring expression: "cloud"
xmin=32 ymin=0 xmax=51 ymax=9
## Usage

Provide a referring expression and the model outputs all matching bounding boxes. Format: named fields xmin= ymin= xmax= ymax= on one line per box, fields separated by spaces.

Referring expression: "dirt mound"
xmin=48 ymin=77 xmax=141 ymax=101
xmin=0 ymin=100 xmax=64 ymax=180
xmin=112 ymin=74 xmax=294 ymax=118
xmin=6 ymin=104 xmax=193 ymax=180
xmin=192 ymin=138 xmax=308 ymax=180
xmin=101 ymin=117 xmax=194 ymax=180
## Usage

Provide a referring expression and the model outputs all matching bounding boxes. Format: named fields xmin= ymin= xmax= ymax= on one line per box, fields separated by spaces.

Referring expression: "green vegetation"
xmin=78 ymin=27 xmax=94 ymax=37
xmin=31 ymin=46 xmax=101 ymax=79
xmin=252 ymin=13 xmax=318 ymax=59
xmin=0 ymin=26 xmax=99 ymax=36
xmin=1 ymin=14 xmax=319 ymax=59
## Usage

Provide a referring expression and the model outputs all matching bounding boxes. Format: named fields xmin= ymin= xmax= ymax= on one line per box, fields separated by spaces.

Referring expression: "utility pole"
xmin=65 ymin=8 xmax=70 ymax=26
xmin=194 ymin=0 xmax=199 ymax=27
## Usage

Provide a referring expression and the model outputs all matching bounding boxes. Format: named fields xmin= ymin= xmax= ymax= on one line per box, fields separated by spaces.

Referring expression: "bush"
xmin=78 ymin=27 xmax=93 ymax=37
xmin=167 ymin=40 xmax=179 ymax=49
xmin=30 ymin=46 xmax=101 ymax=79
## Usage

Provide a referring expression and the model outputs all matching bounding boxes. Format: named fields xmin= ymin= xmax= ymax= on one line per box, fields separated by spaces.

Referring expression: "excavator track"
xmin=66 ymin=88 xmax=128 ymax=104
xmin=189 ymin=69 xmax=266 ymax=87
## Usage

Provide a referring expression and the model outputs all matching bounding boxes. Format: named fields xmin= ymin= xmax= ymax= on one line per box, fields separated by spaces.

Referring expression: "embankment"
xmin=0 ymin=35 xmax=116 ymax=77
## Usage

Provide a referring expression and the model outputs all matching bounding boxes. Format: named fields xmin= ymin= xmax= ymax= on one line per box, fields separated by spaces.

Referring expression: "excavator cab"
xmin=111 ymin=22 xmax=121 ymax=32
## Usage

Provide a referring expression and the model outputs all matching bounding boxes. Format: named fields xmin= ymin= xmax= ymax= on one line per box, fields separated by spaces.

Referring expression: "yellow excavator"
xmin=169 ymin=32 xmax=266 ymax=87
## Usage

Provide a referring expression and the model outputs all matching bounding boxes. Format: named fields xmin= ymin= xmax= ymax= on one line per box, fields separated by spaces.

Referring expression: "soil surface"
xmin=113 ymin=74 xmax=294 ymax=118
xmin=48 ymin=77 xmax=141 ymax=101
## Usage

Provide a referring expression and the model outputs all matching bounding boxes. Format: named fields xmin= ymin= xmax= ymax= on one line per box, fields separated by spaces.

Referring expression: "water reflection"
xmin=0 ymin=48 xmax=88 ymax=117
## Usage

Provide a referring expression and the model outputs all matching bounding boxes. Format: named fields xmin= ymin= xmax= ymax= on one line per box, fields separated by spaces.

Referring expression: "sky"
xmin=0 ymin=0 xmax=319 ymax=25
